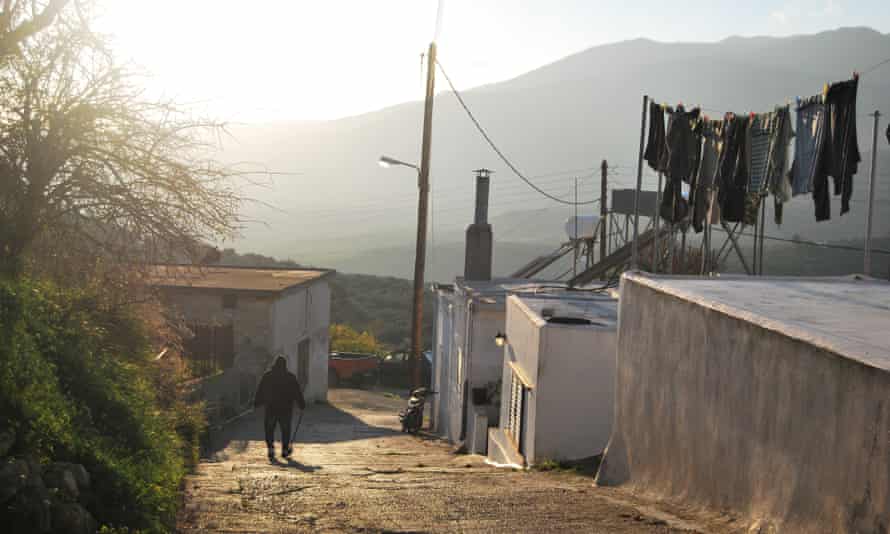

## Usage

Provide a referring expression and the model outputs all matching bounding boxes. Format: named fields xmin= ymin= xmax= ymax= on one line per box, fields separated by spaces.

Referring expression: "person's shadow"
xmin=270 ymin=456 xmax=322 ymax=473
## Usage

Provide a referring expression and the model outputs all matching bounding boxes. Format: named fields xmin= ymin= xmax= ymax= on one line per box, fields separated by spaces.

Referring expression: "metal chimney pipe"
xmin=473 ymin=169 xmax=491 ymax=224
xmin=464 ymin=169 xmax=494 ymax=281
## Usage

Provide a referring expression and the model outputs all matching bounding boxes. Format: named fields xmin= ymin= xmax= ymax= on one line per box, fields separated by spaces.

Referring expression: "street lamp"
xmin=378 ymin=153 xmax=428 ymax=390
xmin=378 ymin=155 xmax=419 ymax=171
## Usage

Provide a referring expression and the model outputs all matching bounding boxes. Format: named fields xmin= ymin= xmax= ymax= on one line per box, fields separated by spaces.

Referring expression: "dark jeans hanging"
xmin=824 ymin=78 xmax=860 ymax=216
xmin=716 ymin=115 xmax=749 ymax=223
xmin=644 ymin=101 xmax=667 ymax=172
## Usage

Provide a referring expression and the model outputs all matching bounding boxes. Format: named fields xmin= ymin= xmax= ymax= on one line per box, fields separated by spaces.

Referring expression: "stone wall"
xmin=0 ymin=428 xmax=97 ymax=533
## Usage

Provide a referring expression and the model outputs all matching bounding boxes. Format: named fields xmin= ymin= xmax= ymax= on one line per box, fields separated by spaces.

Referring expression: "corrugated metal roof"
xmin=145 ymin=264 xmax=333 ymax=293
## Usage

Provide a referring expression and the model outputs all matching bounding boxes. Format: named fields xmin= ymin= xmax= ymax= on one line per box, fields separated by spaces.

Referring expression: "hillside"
xmin=221 ymin=27 xmax=890 ymax=282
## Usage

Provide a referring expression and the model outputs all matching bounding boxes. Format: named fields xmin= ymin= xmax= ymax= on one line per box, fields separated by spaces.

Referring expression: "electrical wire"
xmin=710 ymin=226 xmax=890 ymax=256
xmin=436 ymin=58 xmax=600 ymax=207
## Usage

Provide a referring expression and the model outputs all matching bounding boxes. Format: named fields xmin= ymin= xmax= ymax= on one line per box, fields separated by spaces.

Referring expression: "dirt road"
xmin=177 ymin=389 xmax=739 ymax=533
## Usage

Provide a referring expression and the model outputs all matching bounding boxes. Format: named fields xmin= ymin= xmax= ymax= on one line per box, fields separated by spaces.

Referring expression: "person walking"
xmin=254 ymin=355 xmax=306 ymax=460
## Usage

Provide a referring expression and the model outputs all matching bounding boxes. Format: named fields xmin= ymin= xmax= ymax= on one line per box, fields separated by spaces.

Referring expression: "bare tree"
xmin=0 ymin=15 xmax=241 ymax=277
xmin=0 ymin=0 xmax=71 ymax=57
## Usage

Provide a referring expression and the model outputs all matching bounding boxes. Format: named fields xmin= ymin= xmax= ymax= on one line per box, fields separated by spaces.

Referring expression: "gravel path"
xmin=177 ymin=389 xmax=741 ymax=533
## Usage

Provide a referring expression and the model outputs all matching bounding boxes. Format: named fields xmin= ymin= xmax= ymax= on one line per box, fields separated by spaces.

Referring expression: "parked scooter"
xmin=399 ymin=387 xmax=436 ymax=434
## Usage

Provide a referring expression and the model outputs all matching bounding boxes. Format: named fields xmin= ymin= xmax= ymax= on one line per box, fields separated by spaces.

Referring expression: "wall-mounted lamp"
xmin=494 ymin=331 xmax=507 ymax=347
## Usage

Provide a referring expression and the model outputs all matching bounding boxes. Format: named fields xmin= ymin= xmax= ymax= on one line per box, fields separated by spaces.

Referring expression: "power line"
xmin=711 ymin=226 xmax=890 ymax=256
xmin=436 ymin=58 xmax=600 ymax=207
xmin=861 ymin=56 xmax=890 ymax=76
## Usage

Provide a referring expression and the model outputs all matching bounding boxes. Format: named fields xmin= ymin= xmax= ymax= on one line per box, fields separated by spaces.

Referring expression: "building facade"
xmin=488 ymin=294 xmax=618 ymax=467
xmin=148 ymin=265 xmax=333 ymax=405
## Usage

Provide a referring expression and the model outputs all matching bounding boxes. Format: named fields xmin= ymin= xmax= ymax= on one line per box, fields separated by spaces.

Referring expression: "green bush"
xmin=0 ymin=278 xmax=202 ymax=532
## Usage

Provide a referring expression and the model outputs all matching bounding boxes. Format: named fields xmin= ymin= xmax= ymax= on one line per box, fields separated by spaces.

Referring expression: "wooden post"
xmin=411 ymin=42 xmax=436 ymax=389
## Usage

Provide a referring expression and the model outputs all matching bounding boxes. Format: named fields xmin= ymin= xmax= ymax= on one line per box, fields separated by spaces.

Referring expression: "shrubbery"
xmin=0 ymin=278 xmax=205 ymax=532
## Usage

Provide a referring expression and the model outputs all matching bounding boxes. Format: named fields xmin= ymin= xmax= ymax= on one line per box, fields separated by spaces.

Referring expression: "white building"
xmin=148 ymin=265 xmax=333 ymax=405
xmin=487 ymin=293 xmax=618 ymax=467
xmin=598 ymin=273 xmax=890 ymax=533
xmin=431 ymin=278 xmax=523 ymax=448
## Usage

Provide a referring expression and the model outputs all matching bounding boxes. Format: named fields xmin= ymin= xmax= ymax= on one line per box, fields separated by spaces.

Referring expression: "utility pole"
xmin=411 ymin=42 xmax=436 ymax=389
xmin=864 ymin=110 xmax=881 ymax=276
xmin=600 ymin=160 xmax=608 ymax=269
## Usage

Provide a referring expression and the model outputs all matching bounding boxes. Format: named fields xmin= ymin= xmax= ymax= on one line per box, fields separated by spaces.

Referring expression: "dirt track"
xmin=177 ymin=388 xmax=742 ymax=533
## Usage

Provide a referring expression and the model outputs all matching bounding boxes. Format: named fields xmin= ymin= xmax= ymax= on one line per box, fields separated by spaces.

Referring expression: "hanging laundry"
xmin=766 ymin=106 xmax=794 ymax=225
xmin=886 ymin=122 xmax=889 ymax=146
xmin=662 ymin=105 xmax=701 ymax=183
xmin=716 ymin=114 xmax=749 ymax=223
xmin=746 ymin=113 xmax=772 ymax=194
xmin=659 ymin=105 xmax=700 ymax=223
xmin=692 ymin=120 xmax=721 ymax=232
xmin=792 ymin=95 xmax=829 ymax=220
xmin=644 ymin=101 xmax=667 ymax=172
xmin=823 ymin=77 xmax=860 ymax=216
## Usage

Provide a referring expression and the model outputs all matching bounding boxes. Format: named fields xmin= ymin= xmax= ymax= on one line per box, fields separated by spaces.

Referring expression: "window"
xmin=506 ymin=369 xmax=526 ymax=453
xmin=297 ymin=338 xmax=310 ymax=387
xmin=222 ymin=293 xmax=237 ymax=309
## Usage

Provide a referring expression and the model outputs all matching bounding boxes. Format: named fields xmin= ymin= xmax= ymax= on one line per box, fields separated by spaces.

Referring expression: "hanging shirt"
xmin=746 ymin=113 xmax=772 ymax=194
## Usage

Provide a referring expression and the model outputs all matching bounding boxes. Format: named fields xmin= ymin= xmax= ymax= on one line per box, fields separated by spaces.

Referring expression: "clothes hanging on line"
xmin=791 ymin=95 xmax=825 ymax=199
xmin=692 ymin=120 xmax=721 ymax=232
xmin=823 ymin=77 xmax=860 ymax=216
xmin=659 ymin=105 xmax=700 ymax=223
xmin=644 ymin=102 xmax=667 ymax=172
xmin=766 ymin=106 xmax=794 ymax=225
xmin=717 ymin=113 xmax=749 ymax=224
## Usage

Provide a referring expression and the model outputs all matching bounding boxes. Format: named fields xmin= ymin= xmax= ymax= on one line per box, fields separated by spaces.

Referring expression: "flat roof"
xmin=450 ymin=277 xmax=613 ymax=307
xmin=145 ymin=264 xmax=333 ymax=294
xmin=514 ymin=294 xmax=618 ymax=329
xmin=624 ymin=273 xmax=890 ymax=372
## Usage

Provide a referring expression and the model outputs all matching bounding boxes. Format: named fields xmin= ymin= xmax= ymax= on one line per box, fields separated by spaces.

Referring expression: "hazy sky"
xmin=97 ymin=0 xmax=890 ymax=123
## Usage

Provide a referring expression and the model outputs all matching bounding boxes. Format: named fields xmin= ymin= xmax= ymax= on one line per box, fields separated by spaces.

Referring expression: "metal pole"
xmin=600 ymin=160 xmax=608 ymax=270
xmin=864 ymin=110 xmax=881 ymax=276
xmin=654 ymin=171 xmax=662 ymax=272
xmin=573 ymin=177 xmax=579 ymax=280
xmin=631 ymin=95 xmax=648 ymax=271
xmin=758 ymin=196 xmax=767 ymax=275
xmin=411 ymin=42 xmax=436 ymax=389
xmin=752 ymin=201 xmax=759 ymax=276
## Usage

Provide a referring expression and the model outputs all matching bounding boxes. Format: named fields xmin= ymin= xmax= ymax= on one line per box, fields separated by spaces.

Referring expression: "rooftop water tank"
xmin=564 ymin=215 xmax=600 ymax=240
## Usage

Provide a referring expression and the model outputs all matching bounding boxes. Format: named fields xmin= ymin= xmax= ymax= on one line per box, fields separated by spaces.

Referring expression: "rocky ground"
xmin=177 ymin=388 xmax=744 ymax=533
xmin=0 ymin=428 xmax=96 ymax=534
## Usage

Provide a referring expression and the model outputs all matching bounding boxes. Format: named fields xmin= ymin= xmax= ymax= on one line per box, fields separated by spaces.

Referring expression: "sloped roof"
xmin=145 ymin=264 xmax=333 ymax=293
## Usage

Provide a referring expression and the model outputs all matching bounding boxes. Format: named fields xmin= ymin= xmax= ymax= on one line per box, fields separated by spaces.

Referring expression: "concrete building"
xmin=431 ymin=278 xmax=522 ymax=449
xmin=488 ymin=294 xmax=618 ymax=467
xmin=147 ymin=265 xmax=334 ymax=405
xmin=597 ymin=273 xmax=890 ymax=534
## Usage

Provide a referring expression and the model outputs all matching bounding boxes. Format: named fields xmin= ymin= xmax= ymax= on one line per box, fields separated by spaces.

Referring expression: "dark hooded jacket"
xmin=254 ymin=356 xmax=306 ymax=414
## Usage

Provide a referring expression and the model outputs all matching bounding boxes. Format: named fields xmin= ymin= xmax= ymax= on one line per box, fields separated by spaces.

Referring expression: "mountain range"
xmin=220 ymin=26 xmax=890 ymax=281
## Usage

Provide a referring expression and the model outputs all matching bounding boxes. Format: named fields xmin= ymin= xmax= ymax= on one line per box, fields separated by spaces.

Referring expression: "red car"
xmin=328 ymin=352 xmax=380 ymax=388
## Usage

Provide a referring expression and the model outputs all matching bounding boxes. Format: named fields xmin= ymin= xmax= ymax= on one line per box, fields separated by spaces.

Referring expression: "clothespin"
xmin=822 ymin=83 xmax=829 ymax=102
xmin=853 ymin=71 xmax=859 ymax=81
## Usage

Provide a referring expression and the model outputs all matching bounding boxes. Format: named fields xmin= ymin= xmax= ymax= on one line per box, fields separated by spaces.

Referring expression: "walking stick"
xmin=290 ymin=409 xmax=304 ymax=444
